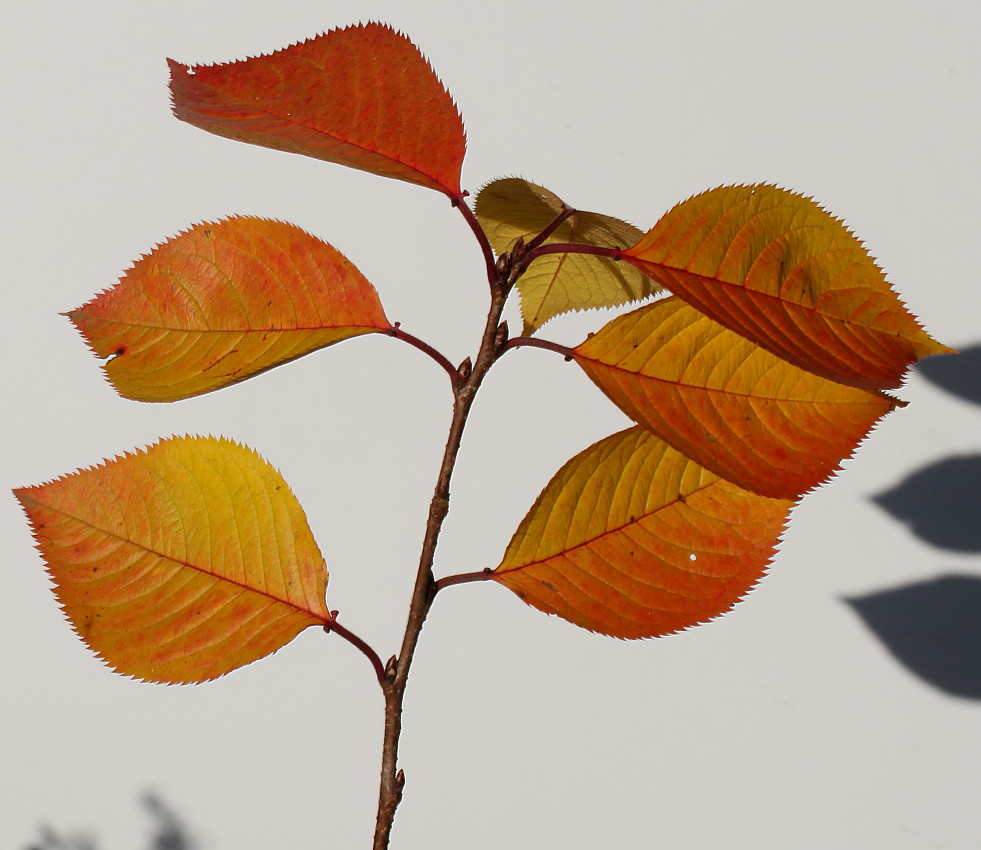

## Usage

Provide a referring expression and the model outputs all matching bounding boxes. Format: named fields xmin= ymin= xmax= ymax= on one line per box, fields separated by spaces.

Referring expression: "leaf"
xmin=474 ymin=178 xmax=657 ymax=333
xmin=492 ymin=427 xmax=793 ymax=639
xmin=169 ymin=23 xmax=466 ymax=198
xmin=68 ymin=217 xmax=392 ymax=402
xmin=13 ymin=437 xmax=329 ymax=683
xmin=622 ymin=185 xmax=953 ymax=390
xmin=573 ymin=297 xmax=901 ymax=499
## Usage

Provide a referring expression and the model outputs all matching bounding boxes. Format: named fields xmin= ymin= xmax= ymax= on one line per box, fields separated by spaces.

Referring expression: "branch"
xmin=373 ymin=263 xmax=510 ymax=850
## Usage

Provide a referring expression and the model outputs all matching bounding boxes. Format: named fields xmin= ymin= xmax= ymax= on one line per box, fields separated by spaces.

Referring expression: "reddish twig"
xmin=503 ymin=336 xmax=578 ymax=360
xmin=324 ymin=614 xmax=387 ymax=688
xmin=524 ymin=206 xmax=574 ymax=252
xmin=388 ymin=323 xmax=459 ymax=387
xmin=452 ymin=193 xmax=499 ymax=288
xmin=526 ymin=242 xmax=624 ymax=263
xmin=433 ymin=568 xmax=495 ymax=593
xmin=372 ymin=256 xmax=511 ymax=850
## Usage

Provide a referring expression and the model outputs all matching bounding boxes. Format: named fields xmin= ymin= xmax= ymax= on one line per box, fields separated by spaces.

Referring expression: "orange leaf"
xmin=474 ymin=178 xmax=656 ymax=333
xmin=14 ymin=437 xmax=328 ymax=683
xmin=493 ymin=427 xmax=793 ymax=638
xmin=169 ymin=23 xmax=466 ymax=197
xmin=622 ymin=185 xmax=953 ymax=390
xmin=574 ymin=297 xmax=901 ymax=499
xmin=68 ymin=217 xmax=392 ymax=402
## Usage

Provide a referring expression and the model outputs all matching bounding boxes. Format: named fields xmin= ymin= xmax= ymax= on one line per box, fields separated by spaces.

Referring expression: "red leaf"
xmin=169 ymin=23 xmax=466 ymax=197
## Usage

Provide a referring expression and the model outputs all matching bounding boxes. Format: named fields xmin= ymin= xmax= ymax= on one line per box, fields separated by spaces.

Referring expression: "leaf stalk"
xmin=388 ymin=323 xmax=459 ymax=386
xmin=504 ymin=336 xmax=577 ymax=360
xmin=323 ymin=616 xmax=387 ymax=688
xmin=453 ymin=194 xmax=499 ymax=288
xmin=432 ymin=568 xmax=494 ymax=593
xmin=527 ymin=241 xmax=624 ymax=263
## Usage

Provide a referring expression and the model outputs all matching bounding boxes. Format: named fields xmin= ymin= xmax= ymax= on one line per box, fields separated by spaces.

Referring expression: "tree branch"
xmin=372 ymin=261 xmax=510 ymax=850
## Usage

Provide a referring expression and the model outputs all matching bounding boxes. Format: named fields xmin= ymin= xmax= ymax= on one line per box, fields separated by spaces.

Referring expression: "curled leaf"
xmin=14 ymin=437 xmax=329 ymax=683
xmin=493 ymin=427 xmax=794 ymax=639
xmin=622 ymin=185 xmax=953 ymax=389
xmin=169 ymin=23 xmax=466 ymax=197
xmin=68 ymin=217 xmax=391 ymax=402
xmin=475 ymin=178 xmax=656 ymax=333
xmin=573 ymin=298 xmax=901 ymax=499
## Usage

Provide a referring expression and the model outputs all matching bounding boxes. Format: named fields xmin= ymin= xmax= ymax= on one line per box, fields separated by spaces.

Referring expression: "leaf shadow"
xmin=24 ymin=792 xmax=196 ymax=850
xmin=844 ymin=574 xmax=981 ymax=700
xmin=915 ymin=343 xmax=981 ymax=405
xmin=853 ymin=345 xmax=981 ymax=695
xmin=23 ymin=826 xmax=96 ymax=850
xmin=872 ymin=455 xmax=981 ymax=552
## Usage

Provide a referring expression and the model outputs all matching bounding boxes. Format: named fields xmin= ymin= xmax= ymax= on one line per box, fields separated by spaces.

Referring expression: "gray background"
xmin=3 ymin=1 xmax=979 ymax=847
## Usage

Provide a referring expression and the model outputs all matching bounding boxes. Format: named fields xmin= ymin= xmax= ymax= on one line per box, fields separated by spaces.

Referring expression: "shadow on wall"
xmin=859 ymin=344 xmax=981 ymax=700
xmin=873 ymin=454 xmax=981 ymax=552
xmin=915 ymin=343 xmax=981 ymax=406
xmin=24 ymin=792 xmax=195 ymax=850
xmin=845 ymin=575 xmax=981 ymax=700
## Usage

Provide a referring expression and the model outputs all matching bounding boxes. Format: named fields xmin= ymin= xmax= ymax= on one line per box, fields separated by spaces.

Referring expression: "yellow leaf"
xmin=573 ymin=298 xmax=901 ymax=499
xmin=14 ymin=437 xmax=328 ymax=683
xmin=623 ymin=185 xmax=953 ymax=389
xmin=68 ymin=217 xmax=392 ymax=402
xmin=493 ymin=427 xmax=794 ymax=638
xmin=474 ymin=178 xmax=657 ymax=333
